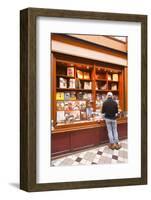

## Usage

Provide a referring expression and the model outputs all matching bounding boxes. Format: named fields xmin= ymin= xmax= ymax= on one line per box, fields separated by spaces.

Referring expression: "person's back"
xmin=102 ymin=97 xmax=118 ymax=119
xmin=101 ymin=92 xmax=121 ymax=150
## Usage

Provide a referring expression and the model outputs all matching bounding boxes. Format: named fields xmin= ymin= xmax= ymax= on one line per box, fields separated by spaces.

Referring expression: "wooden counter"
xmin=51 ymin=117 xmax=127 ymax=159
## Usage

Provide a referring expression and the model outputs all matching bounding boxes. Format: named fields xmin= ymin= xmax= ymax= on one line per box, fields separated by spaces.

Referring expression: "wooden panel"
xmin=51 ymin=133 xmax=70 ymax=156
xmin=70 ymin=34 xmax=127 ymax=53
xmin=118 ymin=71 xmax=124 ymax=111
xmin=71 ymin=128 xmax=100 ymax=150
xmin=52 ymin=40 xmax=127 ymax=66
xmin=51 ymin=122 xmax=127 ymax=158
xmin=99 ymin=126 xmax=109 ymax=142
xmin=92 ymin=65 xmax=96 ymax=111
xmin=124 ymin=67 xmax=128 ymax=111
xmin=51 ymin=53 xmax=57 ymax=124
xmin=118 ymin=123 xmax=127 ymax=139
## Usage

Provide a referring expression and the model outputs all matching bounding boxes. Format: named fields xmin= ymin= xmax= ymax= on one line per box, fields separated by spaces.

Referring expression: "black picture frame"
xmin=20 ymin=7 xmax=147 ymax=192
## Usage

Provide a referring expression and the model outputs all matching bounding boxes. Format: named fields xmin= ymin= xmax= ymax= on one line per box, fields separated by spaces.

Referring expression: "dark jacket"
xmin=102 ymin=97 xmax=118 ymax=120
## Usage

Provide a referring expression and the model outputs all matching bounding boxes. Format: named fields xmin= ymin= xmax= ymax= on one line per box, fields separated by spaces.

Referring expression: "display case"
xmin=51 ymin=34 xmax=128 ymax=158
xmin=52 ymin=53 xmax=126 ymax=128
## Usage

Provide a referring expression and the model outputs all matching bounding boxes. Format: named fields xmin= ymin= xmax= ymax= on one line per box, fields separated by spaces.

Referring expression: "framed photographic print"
xmin=20 ymin=8 xmax=147 ymax=191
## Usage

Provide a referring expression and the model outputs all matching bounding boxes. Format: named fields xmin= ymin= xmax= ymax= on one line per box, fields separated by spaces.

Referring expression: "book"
xmin=111 ymin=83 xmax=118 ymax=90
xmin=57 ymin=111 xmax=65 ymax=123
xmin=84 ymin=81 xmax=92 ymax=89
xmin=56 ymin=101 xmax=64 ymax=110
xmin=94 ymin=110 xmax=102 ymax=120
xmin=80 ymin=111 xmax=87 ymax=120
xmin=96 ymin=100 xmax=102 ymax=109
xmin=113 ymin=95 xmax=118 ymax=101
xmin=95 ymin=82 xmax=99 ymax=90
xmin=83 ymin=72 xmax=90 ymax=80
xmin=79 ymin=101 xmax=86 ymax=111
xmin=112 ymin=73 xmax=118 ymax=81
xmin=67 ymin=67 xmax=74 ymax=77
xmin=83 ymin=93 xmax=92 ymax=100
xmin=108 ymin=74 xmax=112 ymax=80
xmin=86 ymin=107 xmax=93 ymax=118
xmin=70 ymin=91 xmax=76 ymax=100
xmin=64 ymin=101 xmax=80 ymax=111
xmin=86 ymin=101 xmax=93 ymax=108
xmin=65 ymin=111 xmax=80 ymax=121
xmin=77 ymin=70 xmax=83 ymax=79
xmin=64 ymin=92 xmax=70 ymax=100
xmin=59 ymin=77 xmax=67 ymax=88
xmin=56 ymin=92 xmax=64 ymax=100
xmin=77 ymin=92 xmax=83 ymax=100
xmin=96 ymin=109 xmax=101 ymax=115
xmin=101 ymin=94 xmax=107 ymax=102
xmin=100 ymin=83 xmax=107 ymax=90
xmin=64 ymin=101 xmax=72 ymax=111
xmin=113 ymin=95 xmax=119 ymax=105
xmin=75 ymin=79 xmax=82 ymax=89
xmin=69 ymin=78 xmax=75 ymax=88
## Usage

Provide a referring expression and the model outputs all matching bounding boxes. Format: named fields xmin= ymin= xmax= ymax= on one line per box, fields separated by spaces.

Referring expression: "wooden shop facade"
xmin=51 ymin=34 xmax=128 ymax=158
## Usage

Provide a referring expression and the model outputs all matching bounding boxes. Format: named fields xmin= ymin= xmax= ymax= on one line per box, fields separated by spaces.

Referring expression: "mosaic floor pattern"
xmin=51 ymin=139 xmax=128 ymax=167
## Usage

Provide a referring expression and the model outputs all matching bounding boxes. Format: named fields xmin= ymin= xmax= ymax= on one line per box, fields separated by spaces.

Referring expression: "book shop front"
xmin=51 ymin=34 xmax=128 ymax=158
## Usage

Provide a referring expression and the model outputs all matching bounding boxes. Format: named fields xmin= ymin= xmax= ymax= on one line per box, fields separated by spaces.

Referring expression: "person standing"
xmin=102 ymin=92 xmax=121 ymax=150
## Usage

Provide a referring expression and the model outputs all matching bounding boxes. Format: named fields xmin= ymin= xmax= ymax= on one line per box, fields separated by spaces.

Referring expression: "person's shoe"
xmin=108 ymin=143 xmax=116 ymax=150
xmin=115 ymin=143 xmax=121 ymax=150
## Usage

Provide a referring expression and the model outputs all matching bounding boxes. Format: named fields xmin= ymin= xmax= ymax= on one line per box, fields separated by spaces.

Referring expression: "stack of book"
xmin=100 ymin=83 xmax=107 ymax=90
xmin=108 ymin=74 xmax=112 ymax=80
xmin=112 ymin=74 xmax=118 ymax=81
xmin=75 ymin=79 xmax=82 ymax=89
xmin=83 ymin=93 xmax=92 ymax=100
xmin=69 ymin=79 xmax=75 ymax=88
xmin=79 ymin=101 xmax=86 ymax=111
xmin=77 ymin=70 xmax=83 ymax=79
xmin=84 ymin=81 xmax=92 ymax=89
xmin=56 ymin=101 xmax=64 ymax=110
xmin=64 ymin=101 xmax=80 ymax=111
xmin=95 ymin=82 xmax=99 ymax=90
xmin=59 ymin=77 xmax=67 ymax=88
xmin=65 ymin=111 xmax=80 ymax=122
xmin=57 ymin=111 xmax=65 ymax=123
xmin=56 ymin=92 xmax=64 ymax=100
xmin=80 ymin=111 xmax=87 ymax=120
xmin=83 ymin=72 xmax=90 ymax=80
xmin=77 ymin=92 xmax=83 ymax=100
xmin=64 ymin=92 xmax=76 ymax=100
xmin=111 ymin=83 xmax=118 ymax=90
xmin=70 ymin=92 xmax=76 ymax=100
xmin=108 ymin=73 xmax=118 ymax=81
xmin=86 ymin=107 xmax=93 ymax=119
xmin=96 ymin=100 xmax=102 ymax=109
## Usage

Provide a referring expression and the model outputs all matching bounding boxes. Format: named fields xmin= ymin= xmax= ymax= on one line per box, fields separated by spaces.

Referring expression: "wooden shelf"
xmin=96 ymin=89 xmax=119 ymax=92
xmin=52 ymin=117 xmax=127 ymax=134
xmin=56 ymin=74 xmax=74 ymax=78
xmin=57 ymin=99 xmax=87 ymax=101
xmin=78 ymin=78 xmax=92 ymax=81
xmin=56 ymin=88 xmax=92 ymax=91
xmin=53 ymin=54 xmax=126 ymax=128
xmin=95 ymin=79 xmax=107 ymax=81
xmin=108 ymin=80 xmax=119 ymax=83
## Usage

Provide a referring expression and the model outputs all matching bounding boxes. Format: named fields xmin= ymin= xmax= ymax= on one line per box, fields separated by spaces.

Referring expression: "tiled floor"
xmin=51 ymin=139 xmax=128 ymax=166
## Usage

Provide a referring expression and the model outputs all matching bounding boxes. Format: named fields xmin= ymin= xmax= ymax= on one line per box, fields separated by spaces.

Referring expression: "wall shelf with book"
xmin=52 ymin=53 xmax=126 ymax=130
xmin=56 ymin=88 xmax=92 ymax=91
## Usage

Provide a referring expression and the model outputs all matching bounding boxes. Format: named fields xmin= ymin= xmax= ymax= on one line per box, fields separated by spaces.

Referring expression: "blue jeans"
xmin=105 ymin=118 xmax=119 ymax=144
